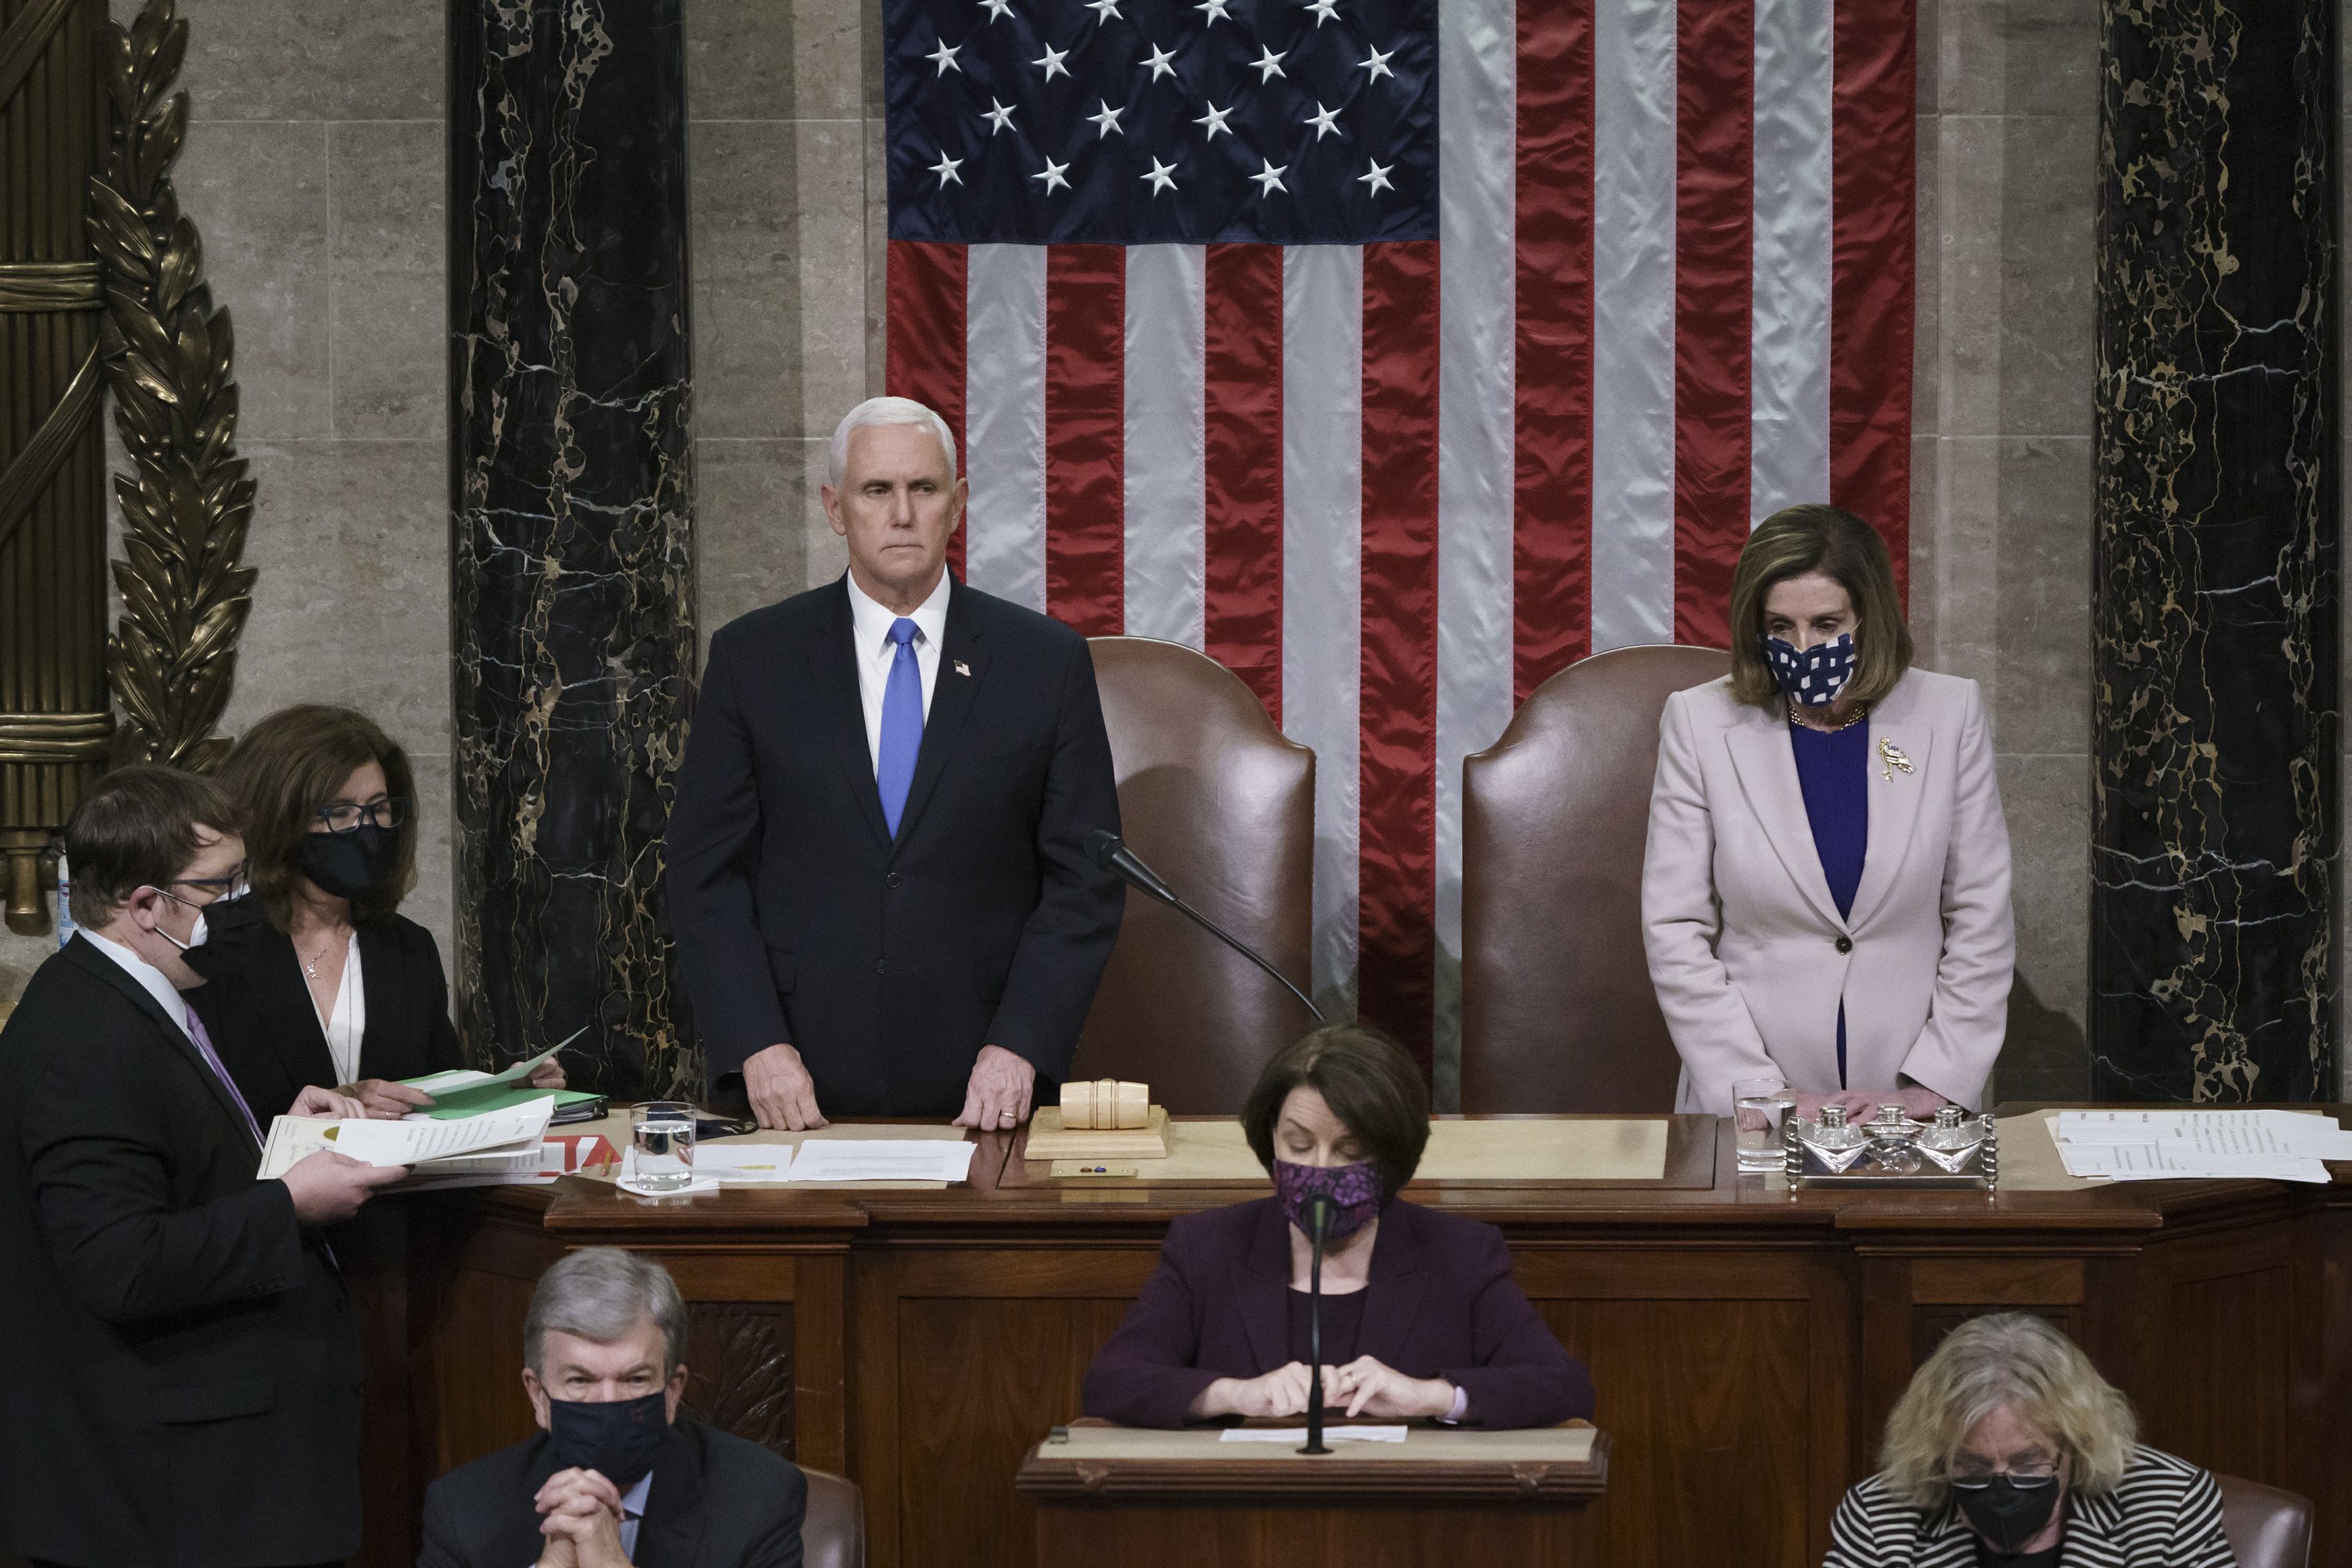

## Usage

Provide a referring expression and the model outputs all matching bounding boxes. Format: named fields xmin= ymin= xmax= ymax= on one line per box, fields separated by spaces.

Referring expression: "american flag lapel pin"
xmin=954 ymin=659 xmax=971 ymax=678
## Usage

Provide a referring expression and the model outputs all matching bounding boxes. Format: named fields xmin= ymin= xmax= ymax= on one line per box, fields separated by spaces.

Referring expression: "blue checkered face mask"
xmin=1762 ymin=632 xmax=1857 ymax=708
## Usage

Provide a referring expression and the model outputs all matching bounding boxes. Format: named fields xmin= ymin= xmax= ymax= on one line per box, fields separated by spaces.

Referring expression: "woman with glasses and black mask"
xmin=1825 ymin=1313 xmax=2234 ymax=1567
xmin=191 ymin=703 xmax=564 ymax=1120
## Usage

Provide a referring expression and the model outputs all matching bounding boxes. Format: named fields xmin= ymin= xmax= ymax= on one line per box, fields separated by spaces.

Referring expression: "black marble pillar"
xmin=2089 ymin=0 xmax=2338 ymax=1100
xmin=448 ymin=0 xmax=697 ymax=1098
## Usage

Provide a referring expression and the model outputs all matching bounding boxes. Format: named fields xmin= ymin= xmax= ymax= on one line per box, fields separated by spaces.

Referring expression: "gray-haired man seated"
xmin=419 ymin=1248 xmax=807 ymax=1568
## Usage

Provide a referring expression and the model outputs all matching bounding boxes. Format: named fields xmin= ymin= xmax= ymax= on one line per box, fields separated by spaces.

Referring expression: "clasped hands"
xmin=741 ymin=1041 xmax=1035 ymax=1131
xmin=1191 ymin=1357 xmax=1459 ymax=1421
xmin=532 ymin=1468 xmax=631 ymax=1568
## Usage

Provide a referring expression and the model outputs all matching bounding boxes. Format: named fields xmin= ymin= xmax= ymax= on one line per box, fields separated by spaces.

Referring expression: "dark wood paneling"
xmin=682 ymin=1302 xmax=795 ymax=1455
xmin=1036 ymin=1502 xmax=1595 ymax=1564
xmin=2143 ymin=1265 xmax=2292 ymax=1485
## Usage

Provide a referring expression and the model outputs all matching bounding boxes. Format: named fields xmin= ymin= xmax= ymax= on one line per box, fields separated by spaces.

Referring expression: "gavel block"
xmin=1025 ymin=1079 xmax=1171 ymax=1160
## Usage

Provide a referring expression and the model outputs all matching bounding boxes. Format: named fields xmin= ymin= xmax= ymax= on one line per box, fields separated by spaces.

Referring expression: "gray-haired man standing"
xmin=419 ymin=1249 xmax=807 ymax=1568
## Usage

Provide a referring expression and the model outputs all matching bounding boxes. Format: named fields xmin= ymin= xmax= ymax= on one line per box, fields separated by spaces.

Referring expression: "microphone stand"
xmin=1087 ymin=832 xmax=1325 ymax=1024
xmin=1301 ymin=1195 xmax=1333 ymax=1455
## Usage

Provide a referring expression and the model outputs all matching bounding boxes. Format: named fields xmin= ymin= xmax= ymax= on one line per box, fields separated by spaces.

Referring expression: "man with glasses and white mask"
xmin=0 ymin=764 xmax=405 ymax=1568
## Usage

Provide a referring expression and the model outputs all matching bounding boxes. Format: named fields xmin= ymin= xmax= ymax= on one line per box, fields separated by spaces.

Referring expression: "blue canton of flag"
xmin=885 ymin=0 xmax=1436 ymax=244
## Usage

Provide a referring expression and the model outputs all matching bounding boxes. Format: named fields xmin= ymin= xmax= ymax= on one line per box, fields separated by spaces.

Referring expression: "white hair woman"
xmin=1824 ymin=1313 xmax=2234 ymax=1567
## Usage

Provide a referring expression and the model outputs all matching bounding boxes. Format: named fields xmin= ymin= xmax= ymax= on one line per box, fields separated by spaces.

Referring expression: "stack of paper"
xmin=2048 ymin=1110 xmax=2352 ymax=1185
xmin=399 ymin=1033 xmax=604 ymax=1120
xmin=783 ymin=1139 xmax=976 ymax=1183
xmin=257 ymin=1098 xmax=558 ymax=1191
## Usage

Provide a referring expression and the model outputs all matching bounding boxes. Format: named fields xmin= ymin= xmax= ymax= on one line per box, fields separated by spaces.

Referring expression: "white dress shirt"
xmin=315 ymin=930 xmax=366 ymax=1085
xmin=617 ymin=1471 xmax=651 ymax=1558
xmin=86 ymin=930 xmax=193 ymax=1040
xmin=844 ymin=568 xmax=950 ymax=775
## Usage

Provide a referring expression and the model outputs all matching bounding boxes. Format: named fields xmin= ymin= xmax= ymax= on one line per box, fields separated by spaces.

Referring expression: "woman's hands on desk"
xmin=1797 ymin=1087 xmax=1949 ymax=1123
xmin=1187 ymin=1359 xmax=1459 ymax=1421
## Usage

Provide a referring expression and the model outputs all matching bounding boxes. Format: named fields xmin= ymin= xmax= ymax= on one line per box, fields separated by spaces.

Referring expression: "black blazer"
xmin=666 ymin=574 xmax=1125 ymax=1115
xmin=419 ymin=1421 xmax=806 ymax=1568
xmin=195 ymin=913 xmax=466 ymax=1121
xmin=0 ymin=935 xmax=361 ymax=1567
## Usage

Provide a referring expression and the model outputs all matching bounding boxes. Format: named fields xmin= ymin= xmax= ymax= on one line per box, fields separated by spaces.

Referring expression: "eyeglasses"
xmin=165 ymin=867 xmax=251 ymax=906
xmin=1949 ymin=1463 xmax=2060 ymax=1488
xmin=314 ymin=797 xmax=408 ymax=834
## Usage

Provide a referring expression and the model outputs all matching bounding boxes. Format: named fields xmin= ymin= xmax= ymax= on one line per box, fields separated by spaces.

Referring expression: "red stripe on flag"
xmin=1203 ymin=243 xmax=1284 ymax=724
xmin=1831 ymin=0 xmax=1917 ymax=596
xmin=1358 ymin=241 xmax=1441 ymax=1075
xmin=1513 ymin=0 xmax=1596 ymax=704
xmin=886 ymin=241 xmax=969 ymax=579
xmin=1671 ymin=0 xmax=1755 ymax=648
xmin=1044 ymin=246 xmax=1125 ymax=634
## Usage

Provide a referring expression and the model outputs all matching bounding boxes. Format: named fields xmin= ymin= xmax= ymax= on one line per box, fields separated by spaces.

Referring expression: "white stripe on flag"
xmin=963 ymin=244 xmax=1047 ymax=612
xmin=1434 ymin=0 xmax=1518 ymax=1098
xmin=1588 ymin=0 xmax=1679 ymax=650
xmin=1281 ymin=245 xmax=1363 ymax=1016
xmin=1749 ymin=0 xmax=1833 ymax=521
xmin=1122 ymin=245 xmax=1207 ymax=648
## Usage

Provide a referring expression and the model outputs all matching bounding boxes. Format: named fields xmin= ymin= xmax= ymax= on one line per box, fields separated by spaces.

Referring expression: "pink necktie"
xmin=183 ymin=1005 xmax=264 ymax=1146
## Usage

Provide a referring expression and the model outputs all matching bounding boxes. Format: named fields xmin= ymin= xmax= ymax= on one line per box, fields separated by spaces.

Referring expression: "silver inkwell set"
xmin=1782 ymin=1102 xmax=2000 ymax=1192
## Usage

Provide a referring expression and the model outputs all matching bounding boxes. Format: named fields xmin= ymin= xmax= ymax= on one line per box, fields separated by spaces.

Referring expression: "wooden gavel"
xmin=1059 ymin=1078 xmax=1149 ymax=1131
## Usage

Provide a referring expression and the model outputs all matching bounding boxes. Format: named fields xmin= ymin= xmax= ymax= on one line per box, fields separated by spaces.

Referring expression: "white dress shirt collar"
xmin=617 ymin=1470 xmax=653 ymax=1559
xmin=845 ymin=564 xmax=950 ymax=652
xmin=84 ymin=929 xmax=194 ymax=1039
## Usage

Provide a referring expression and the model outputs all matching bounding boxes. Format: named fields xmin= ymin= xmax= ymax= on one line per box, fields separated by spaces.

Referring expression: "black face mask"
xmin=1955 ymin=1475 xmax=2063 ymax=1555
xmin=179 ymin=891 xmax=267 ymax=984
xmin=299 ymin=824 xmax=400 ymax=901
xmin=546 ymin=1391 xmax=670 ymax=1489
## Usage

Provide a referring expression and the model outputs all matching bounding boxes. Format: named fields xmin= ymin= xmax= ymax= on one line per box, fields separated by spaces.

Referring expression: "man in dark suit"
xmin=0 ymin=765 xmax=405 ymax=1568
xmin=667 ymin=396 xmax=1123 ymax=1127
xmin=420 ymin=1248 xmax=807 ymax=1568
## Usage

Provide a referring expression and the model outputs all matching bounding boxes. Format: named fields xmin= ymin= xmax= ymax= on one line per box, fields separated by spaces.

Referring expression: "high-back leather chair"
xmin=1459 ymin=644 xmax=1730 ymax=1112
xmin=1074 ymin=637 xmax=1316 ymax=1112
xmin=2216 ymin=1475 xmax=2313 ymax=1568
xmin=800 ymin=1468 xmax=866 ymax=1568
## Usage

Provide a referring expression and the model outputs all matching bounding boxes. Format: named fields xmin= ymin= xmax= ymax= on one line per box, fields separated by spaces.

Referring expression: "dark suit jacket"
xmin=666 ymin=574 xmax=1125 ymax=1114
xmin=194 ymin=914 xmax=465 ymax=1120
xmin=0 ymin=935 xmax=361 ymax=1568
xmin=1082 ymin=1196 xmax=1596 ymax=1430
xmin=419 ymin=1421 xmax=807 ymax=1568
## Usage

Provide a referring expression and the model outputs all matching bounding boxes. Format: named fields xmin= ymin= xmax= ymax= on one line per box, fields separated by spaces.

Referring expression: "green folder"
xmin=419 ymin=1083 xmax=607 ymax=1121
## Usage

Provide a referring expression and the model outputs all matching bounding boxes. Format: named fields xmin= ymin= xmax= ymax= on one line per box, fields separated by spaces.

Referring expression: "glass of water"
xmin=630 ymin=1102 xmax=697 ymax=1192
xmin=1733 ymin=1077 xmax=1796 ymax=1173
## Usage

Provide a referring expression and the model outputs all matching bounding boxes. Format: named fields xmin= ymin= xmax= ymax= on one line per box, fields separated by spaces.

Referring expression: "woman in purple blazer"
xmin=1082 ymin=1025 xmax=1595 ymax=1428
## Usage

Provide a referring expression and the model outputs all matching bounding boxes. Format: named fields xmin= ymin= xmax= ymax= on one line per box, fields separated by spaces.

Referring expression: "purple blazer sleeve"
xmin=1439 ymin=1223 xmax=1596 ymax=1428
xmin=1080 ymin=1218 xmax=1224 ymax=1428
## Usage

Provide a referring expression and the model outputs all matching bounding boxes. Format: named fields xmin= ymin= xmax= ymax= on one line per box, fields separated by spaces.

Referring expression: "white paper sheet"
xmin=693 ymin=1145 xmax=797 ymax=1184
xmin=1216 ymin=1426 xmax=1409 ymax=1444
xmin=2046 ymin=1112 xmax=2343 ymax=1185
xmin=783 ymin=1139 xmax=976 ymax=1183
xmin=257 ymin=1098 xmax=555 ymax=1179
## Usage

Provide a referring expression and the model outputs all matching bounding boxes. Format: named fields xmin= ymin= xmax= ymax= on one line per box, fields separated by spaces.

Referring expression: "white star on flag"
xmin=1358 ymin=44 xmax=1394 ymax=81
xmin=1195 ymin=0 xmax=1231 ymax=24
xmin=1305 ymin=102 xmax=1341 ymax=139
xmin=1358 ymin=158 xmax=1392 ymax=194
xmin=1085 ymin=0 xmax=1123 ymax=18
xmin=1033 ymin=42 xmax=1071 ymax=79
xmin=1141 ymin=157 xmax=1179 ymax=194
xmin=1250 ymin=45 xmax=1286 ymax=82
xmin=929 ymin=151 xmax=964 ymax=186
xmin=926 ymin=39 xmax=962 ymax=74
xmin=982 ymin=98 xmax=1018 ymax=134
xmin=978 ymin=0 xmax=1012 ymax=20
xmin=1033 ymin=158 xmax=1072 ymax=193
xmin=1306 ymin=0 xmax=1339 ymax=24
xmin=1087 ymin=100 xmax=1127 ymax=136
xmin=1141 ymin=42 xmax=1178 ymax=79
xmin=1194 ymin=100 xmax=1233 ymax=140
xmin=1250 ymin=158 xmax=1287 ymax=195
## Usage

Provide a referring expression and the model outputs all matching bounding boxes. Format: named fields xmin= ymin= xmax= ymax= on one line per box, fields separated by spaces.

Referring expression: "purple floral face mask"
xmin=1272 ymin=1159 xmax=1383 ymax=1241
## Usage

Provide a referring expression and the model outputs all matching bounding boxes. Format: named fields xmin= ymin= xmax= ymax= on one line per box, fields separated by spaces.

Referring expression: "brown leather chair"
xmin=1073 ymin=637 xmax=1316 ymax=1112
xmin=1459 ymin=644 xmax=1730 ymax=1112
xmin=800 ymin=1468 xmax=866 ymax=1568
xmin=2216 ymin=1474 xmax=2312 ymax=1568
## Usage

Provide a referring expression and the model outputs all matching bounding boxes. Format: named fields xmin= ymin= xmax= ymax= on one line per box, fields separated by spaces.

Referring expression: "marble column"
xmin=2089 ymin=0 xmax=2337 ymax=1100
xmin=448 ymin=0 xmax=697 ymax=1098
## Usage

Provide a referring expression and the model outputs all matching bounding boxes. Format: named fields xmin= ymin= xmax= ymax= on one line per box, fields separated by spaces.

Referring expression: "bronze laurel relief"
xmin=87 ymin=0 xmax=255 ymax=774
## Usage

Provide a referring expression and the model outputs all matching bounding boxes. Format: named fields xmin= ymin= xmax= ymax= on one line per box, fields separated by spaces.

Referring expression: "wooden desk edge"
xmin=1013 ymin=1430 xmax=1612 ymax=1504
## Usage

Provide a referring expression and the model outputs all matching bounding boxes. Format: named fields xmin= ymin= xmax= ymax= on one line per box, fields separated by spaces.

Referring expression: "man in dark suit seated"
xmin=667 ymin=394 xmax=1125 ymax=1130
xmin=420 ymin=1248 xmax=808 ymax=1568
xmin=0 ymin=765 xmax=404 ymax=1568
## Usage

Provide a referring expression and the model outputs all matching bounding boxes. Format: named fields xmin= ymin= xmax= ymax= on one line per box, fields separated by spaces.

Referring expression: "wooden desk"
xmin=1015 ymin=1420 xmax=1609 ymax=1564
xmin=379 ymin=1111 xmax=2352 ymax=1568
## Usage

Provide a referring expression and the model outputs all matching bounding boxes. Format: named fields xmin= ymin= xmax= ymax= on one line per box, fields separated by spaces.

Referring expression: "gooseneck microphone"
xmin=1302 ymin=1192 xmax=1334 ymax=1456
xmin=1085 ymin=830 xmax=1326 ymax=1025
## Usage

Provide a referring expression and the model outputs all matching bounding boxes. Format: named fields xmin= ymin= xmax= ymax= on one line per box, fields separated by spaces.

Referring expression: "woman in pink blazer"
xmin=1642 ymin=505 xmax=2014 ymax=1119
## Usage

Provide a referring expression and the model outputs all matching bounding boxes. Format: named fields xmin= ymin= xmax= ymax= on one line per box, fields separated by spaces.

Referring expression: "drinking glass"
xmin=1733 ymin=1077 xmax=1797 ymax=1173
xmin=630 ymin=1102 xmax=697 ymax=1192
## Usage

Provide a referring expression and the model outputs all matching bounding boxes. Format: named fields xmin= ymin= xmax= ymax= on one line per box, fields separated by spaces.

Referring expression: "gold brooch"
xmin=1878 ymin=738 xmax=1915 ymax=782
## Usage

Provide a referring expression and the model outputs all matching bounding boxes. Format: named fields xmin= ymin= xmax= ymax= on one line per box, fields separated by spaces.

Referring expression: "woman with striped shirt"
xmin=1824 ymin=1313 xmax=2235 ymax=1568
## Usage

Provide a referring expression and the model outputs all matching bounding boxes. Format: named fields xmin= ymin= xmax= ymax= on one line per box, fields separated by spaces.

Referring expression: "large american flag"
xmin=883 ymin=0 xmax=1916 ymax=1073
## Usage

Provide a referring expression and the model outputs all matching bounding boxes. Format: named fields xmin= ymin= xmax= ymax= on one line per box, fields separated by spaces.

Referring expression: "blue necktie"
xmin=877 ymin=617 xmax=924 ymax=836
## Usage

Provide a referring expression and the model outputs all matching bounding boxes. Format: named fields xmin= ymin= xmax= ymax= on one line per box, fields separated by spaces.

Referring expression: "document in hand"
xmin=783 ymin=1139 xmax=977 ymax=1183
xmin=401 ymin=1029 xmax=584 ymax=1119
xmin=2047 ymin=1110 xmax=2352 ymax=1184
xmin=257 ymin=1097 xmax=557 ymax=1184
